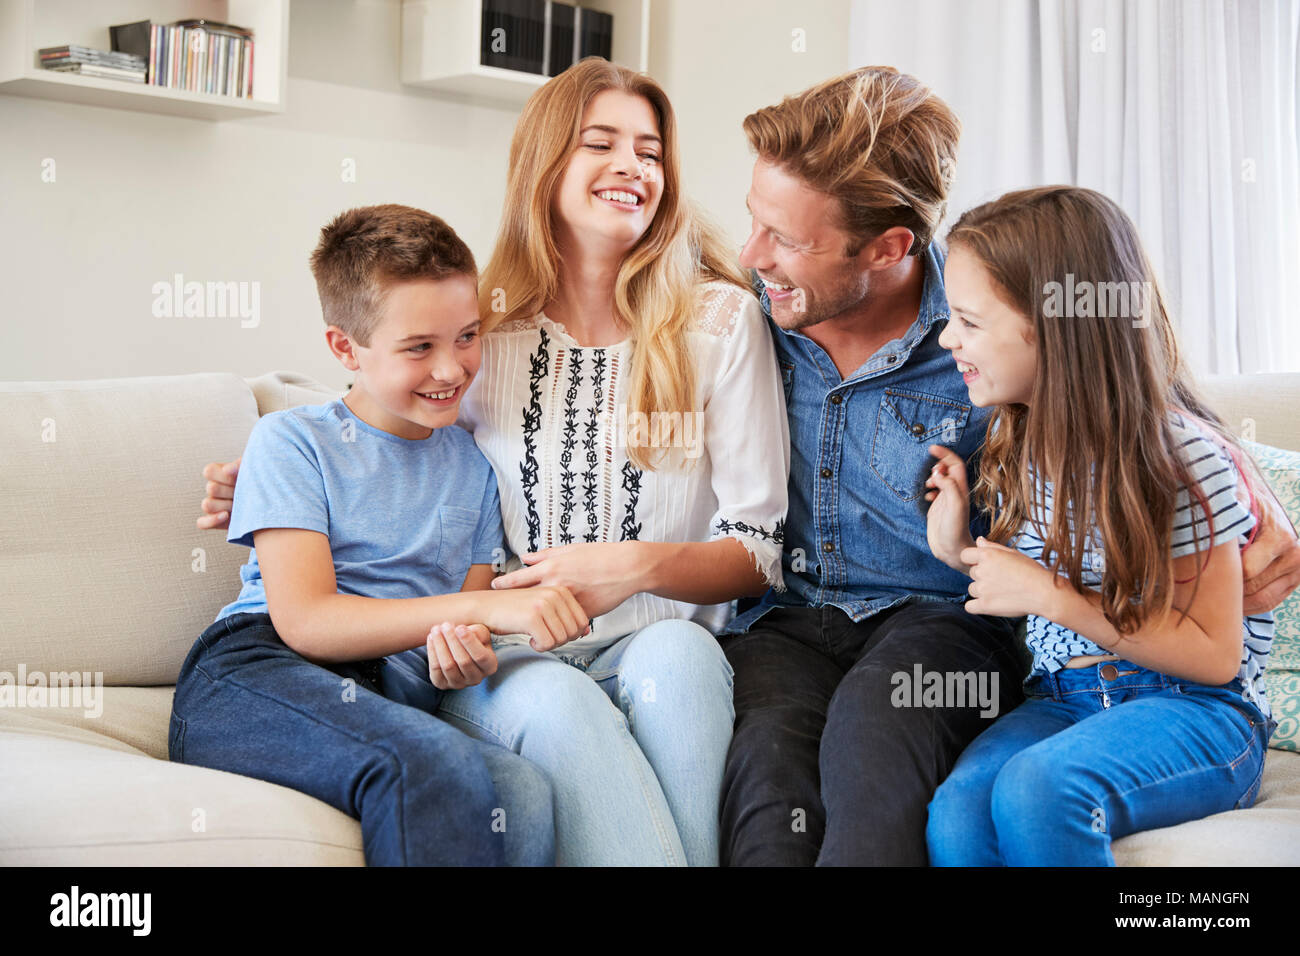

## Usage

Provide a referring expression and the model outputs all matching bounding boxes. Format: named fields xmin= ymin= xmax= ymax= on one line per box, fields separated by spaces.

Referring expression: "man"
xmin=719 ymin=65 xmax=1300 ymax=866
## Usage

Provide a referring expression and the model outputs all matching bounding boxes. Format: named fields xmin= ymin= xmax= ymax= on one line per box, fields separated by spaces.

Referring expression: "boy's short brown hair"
xmin=743 ymin=66 xmax=960 ymax=258
xmin=309 ymin=204 xmax=477 ymax=345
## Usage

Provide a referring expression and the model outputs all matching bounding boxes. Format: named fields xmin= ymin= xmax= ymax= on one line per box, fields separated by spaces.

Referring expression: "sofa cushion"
xmin=0 ymin=729 xmax=363 ymax=865
xmin=1242 ymin=439 xmax=1300 ymax=751
xmin=0 ymin=374 xmax=260 ymax=685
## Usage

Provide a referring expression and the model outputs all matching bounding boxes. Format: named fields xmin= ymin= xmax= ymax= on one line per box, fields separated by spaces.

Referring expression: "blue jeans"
xmin=170 ymin=613 xmax=555 ymax=866
xmin=436 ymin=618 xmax=736 ymax=866
xmin=926 ymin=660 xmax=1273 ymax=865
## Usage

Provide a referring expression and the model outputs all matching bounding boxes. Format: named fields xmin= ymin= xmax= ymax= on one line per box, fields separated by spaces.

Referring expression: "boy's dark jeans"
xmin=170 ymin=613 xmax=554 ymax=866
xmin=719 ymin=601 xmax=1025 ymax=866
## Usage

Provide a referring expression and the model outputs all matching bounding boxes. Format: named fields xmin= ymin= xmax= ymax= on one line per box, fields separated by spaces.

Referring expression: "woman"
xmin=201 ymin=58 xmax=790 ymax=865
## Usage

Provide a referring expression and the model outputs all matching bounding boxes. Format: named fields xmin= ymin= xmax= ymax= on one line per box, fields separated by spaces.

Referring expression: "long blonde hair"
xmin=949 ymin=186 xmax=1245 ymax=634
xmin=478 ymin=57 xmax=748 ymax=470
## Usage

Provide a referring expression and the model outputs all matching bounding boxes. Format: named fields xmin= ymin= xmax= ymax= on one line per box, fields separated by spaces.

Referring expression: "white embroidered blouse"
xmin=459 ymin=279 xmax=791 ymax=653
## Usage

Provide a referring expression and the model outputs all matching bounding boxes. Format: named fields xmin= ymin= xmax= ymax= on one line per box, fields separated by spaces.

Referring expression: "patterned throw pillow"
xmin=1242 ymin=440 xmax=1300 ymax=751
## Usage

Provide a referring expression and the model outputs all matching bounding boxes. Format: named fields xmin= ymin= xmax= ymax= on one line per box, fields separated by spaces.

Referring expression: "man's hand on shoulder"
xmin=1243 ymin=483 xmax=1300 ymax=615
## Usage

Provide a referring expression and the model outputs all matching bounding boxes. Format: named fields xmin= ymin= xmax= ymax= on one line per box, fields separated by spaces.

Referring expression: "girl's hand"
xmin=961 ymin=537 xmax=1059 ymax=619
xmin=925 ymin=444 xmax=976 ymax=572
xmin=426 ymin=622 xmax=497 ymax=690
xmin=491 ymin=542 xmax=642 ymax=619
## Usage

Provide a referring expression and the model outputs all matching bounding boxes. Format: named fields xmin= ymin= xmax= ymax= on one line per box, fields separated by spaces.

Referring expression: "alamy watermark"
xmin=613 ymin=403 xmax=704 ymax=459
xmin=890 ymin=664 xmax=1000 ymax=718
xmin=1042 ymin=274 xmax=1152 ymax=328
xmin=0 ymin=665 xmax=103 ymax=718
xmin=152 ymin=273 xmax=260 ymax=328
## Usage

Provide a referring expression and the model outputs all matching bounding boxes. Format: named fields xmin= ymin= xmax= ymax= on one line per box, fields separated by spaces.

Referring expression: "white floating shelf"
xmin=0 ymin=0 xmax=288 ymax=120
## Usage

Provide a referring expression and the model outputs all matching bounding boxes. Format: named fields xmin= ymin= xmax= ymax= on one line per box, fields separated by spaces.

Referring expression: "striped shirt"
xmin=1010 ymin=412 xmax=1272 ymax=719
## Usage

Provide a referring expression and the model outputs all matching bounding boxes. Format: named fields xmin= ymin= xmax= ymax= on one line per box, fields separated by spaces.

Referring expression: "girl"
xmin=923 ymin=185 xmax=1274 ymax=865
xmin=421 ymin=58 xmax=789 ymax=866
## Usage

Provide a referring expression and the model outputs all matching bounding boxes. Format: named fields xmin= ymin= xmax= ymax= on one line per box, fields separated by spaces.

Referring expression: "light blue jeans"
xmin=926 ymin=659 xmax=1273 ymax=866
xmin=437 ymin=618 xmax=735 ymax=866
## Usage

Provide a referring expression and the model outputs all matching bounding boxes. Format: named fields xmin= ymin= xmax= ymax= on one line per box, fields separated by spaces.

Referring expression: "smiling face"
xmin=739 ymin=158 xmax=876 ymax=332
xmin=551 ymin=89 xmax=664 ymax=256
xmin=330 ymin=274 xmax=482 ymax=440
xmin=938 ymin=244 xmax=1038 ymax=407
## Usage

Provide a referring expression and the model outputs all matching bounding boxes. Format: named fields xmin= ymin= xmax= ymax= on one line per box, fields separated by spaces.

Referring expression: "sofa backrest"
xmin=0 ymin=374 xmax=261 ymax=685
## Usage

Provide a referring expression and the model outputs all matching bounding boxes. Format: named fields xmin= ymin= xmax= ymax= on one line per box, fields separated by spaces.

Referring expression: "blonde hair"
xmin=743 ymin=65 xmax=960 ymax=257
xmin=478 ymin=57 xmax=748 ymax=470
xmin=948 ymin=186 xmax=1245 ymax=634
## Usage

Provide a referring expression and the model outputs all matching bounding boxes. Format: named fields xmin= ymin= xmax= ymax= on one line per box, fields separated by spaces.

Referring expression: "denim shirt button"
xmin=910 ymin=422 xmax=925 ymax=436
xmin=820 ymin=467 xmax=832 ymax=478
xmin=886 ymin=355 xmax=897 ymax=364
xmin=829 ymin=394 xmax=843 ymax=405
xmin=822 ymin=541 xmax=835 ymax=553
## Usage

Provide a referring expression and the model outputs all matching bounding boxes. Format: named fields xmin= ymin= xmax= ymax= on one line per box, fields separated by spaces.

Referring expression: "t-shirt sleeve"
xmin=470 ymin=465 xmax=506 ymax=567
xmin=700 ymin=285 xmax=791 ymax=590
xmin=227 ymin=411 xmax=329 ymax=548
xmin=1169 ymin=424 xmax=1256 ymax=558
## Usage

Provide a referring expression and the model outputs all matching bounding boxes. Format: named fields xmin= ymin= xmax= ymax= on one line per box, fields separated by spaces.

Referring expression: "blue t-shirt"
xmin=217 ymin=399 xmax=505 ymax=620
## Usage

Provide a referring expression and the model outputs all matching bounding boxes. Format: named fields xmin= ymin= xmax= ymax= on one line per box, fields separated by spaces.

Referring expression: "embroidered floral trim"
xmin=582 ymin=349 xmax=605 ymax=542
xmin=519 ymin=328 xmax=550 ymax=553
xmin=712 ymin=517 xmax=785 ymax=544
xmin=619 ymin=461 xmax=643 ymax=541
xmin=557 ymin=348 xmax=583 ymax=545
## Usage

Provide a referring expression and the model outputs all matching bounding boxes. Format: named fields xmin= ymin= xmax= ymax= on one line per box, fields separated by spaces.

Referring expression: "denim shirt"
xmin=726 ymin=244 xmax=995 ymax=633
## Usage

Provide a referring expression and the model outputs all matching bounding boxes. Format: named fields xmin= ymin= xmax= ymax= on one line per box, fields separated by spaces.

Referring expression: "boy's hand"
xmin=961 ymin=537 xmax=1057 ymax=619
xmin=426 ymin=622 xmax=497 ymax=690
xmin=197 ymin=457 xmax=240 ymax=530
xmin=924 ymin=445 xmax=976 ymax=572
xmin=483 ymin=586 xmax=590 ymax=653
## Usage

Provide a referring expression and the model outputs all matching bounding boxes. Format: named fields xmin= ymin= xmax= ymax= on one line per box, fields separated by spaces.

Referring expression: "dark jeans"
xmin=170 ymin=613 xmax=555 ymax=866
xmin=719 ymin=600 xmax=1026 ymax=866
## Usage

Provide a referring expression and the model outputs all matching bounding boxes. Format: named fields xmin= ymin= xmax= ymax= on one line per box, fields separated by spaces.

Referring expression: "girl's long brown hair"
xmin=478 ymin=57 xmax=748 ymax=470
xmin=949 ymin=186 xmax=1244 ymax=634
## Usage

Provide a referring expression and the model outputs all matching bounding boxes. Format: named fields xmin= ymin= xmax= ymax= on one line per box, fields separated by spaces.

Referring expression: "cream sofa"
xmin=2 ymin=370 xmax=1298 ymax=865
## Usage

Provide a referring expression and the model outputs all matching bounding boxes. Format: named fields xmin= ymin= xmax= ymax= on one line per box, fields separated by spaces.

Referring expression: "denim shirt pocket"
xmin=436 ymin=505 xmax=482 ymax=580
xmin=870 ymin=388 xmax=972 ymax=501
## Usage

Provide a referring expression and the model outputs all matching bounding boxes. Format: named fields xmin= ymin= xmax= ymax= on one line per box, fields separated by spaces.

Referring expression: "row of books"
xmin=144 ymin=21 xmax=255 ymax=98
xmin=481 ymin=0 xmax=613 ymax=77
xmin=36 ymin=19 xmax=253 ymax=99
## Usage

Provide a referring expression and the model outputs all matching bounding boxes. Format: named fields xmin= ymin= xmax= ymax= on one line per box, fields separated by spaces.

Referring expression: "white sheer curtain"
xmin=849 ymin=0 xmax=1300 ymax=375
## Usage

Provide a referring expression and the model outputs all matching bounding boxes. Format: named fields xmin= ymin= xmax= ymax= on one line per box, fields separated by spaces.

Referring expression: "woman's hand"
xmin=490 ymin=542 xmax=642 ymax=619
xmin=961 ymin=536 xmax=1059 ymax=619
xmin=925 ymin=444 xmax=976 ymax=572
xmin=198 ymin=457 xmax=240 ymax=530
xmin=425 ymin=622 xmax=498 ymax=690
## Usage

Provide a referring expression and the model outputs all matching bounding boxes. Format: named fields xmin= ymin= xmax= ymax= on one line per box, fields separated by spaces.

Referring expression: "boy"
xmin=171 ymin=204 xmax=589 ymax=866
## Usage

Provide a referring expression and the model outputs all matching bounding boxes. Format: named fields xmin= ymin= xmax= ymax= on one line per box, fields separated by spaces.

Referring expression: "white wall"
xmin=1 ymin=0 xmax=851 ymax=389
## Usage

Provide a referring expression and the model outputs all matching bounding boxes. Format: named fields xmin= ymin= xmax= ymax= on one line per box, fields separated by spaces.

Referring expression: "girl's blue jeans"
xmin=926 ymin=659 xmax=1273 ymax=866
xmin=436 ymin=618 xmax=736 ymax=866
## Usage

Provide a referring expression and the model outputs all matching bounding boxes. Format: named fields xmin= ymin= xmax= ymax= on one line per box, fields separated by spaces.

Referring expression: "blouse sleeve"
xmin=698 ymin=283 xmax=791 ymax=590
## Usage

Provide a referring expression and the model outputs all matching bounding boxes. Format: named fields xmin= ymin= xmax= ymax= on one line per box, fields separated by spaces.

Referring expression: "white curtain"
xmin=849 ymin=0 xmax=1300 ymax=375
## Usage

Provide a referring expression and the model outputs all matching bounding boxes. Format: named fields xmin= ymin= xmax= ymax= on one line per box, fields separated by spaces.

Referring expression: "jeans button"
xmin=1100 ymin=663 xmax=1119 ymax=681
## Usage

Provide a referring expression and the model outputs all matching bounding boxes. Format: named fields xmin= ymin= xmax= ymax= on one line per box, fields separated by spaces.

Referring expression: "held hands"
xmin=198 ymin=458 xmax=240 ymax=530
xmin=491 ymin=542 xmax=640 ymax=620
xmin=962 ymin=537 xmax=1058 ymax=619
xmin=925 ymin=445 xmax=975 ymax=571
xmin=481 ymin=584 xmax=591 ymax=653
xmin=426 ymin=622 xmax=497 ymax=690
